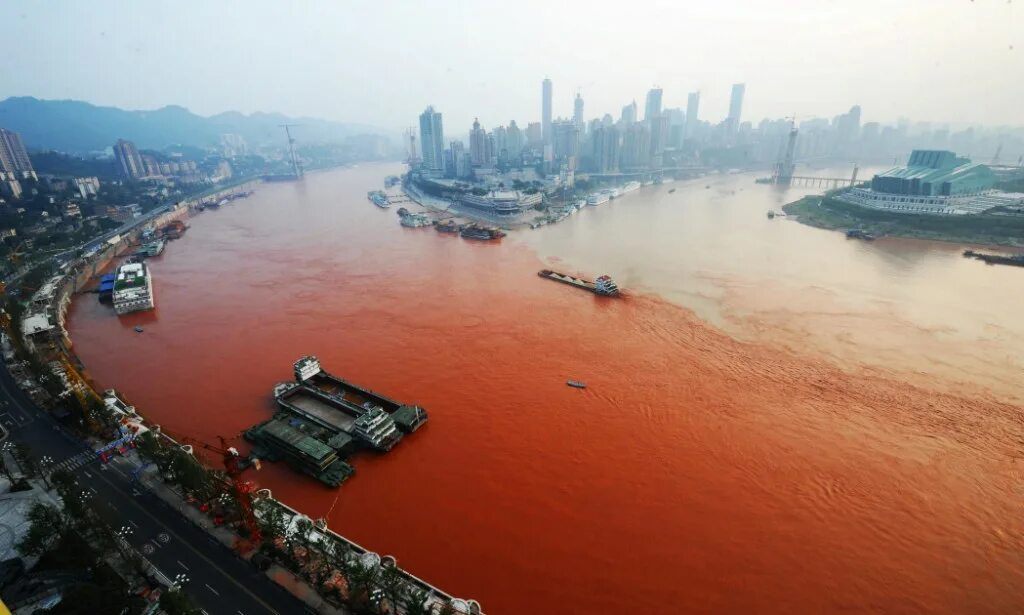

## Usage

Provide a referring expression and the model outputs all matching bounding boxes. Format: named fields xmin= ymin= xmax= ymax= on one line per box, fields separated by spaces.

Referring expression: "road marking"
xmin=88 ymin=486 xmax=98 ymax=494
xmin=89 ymin=471 xmax=281 ymax=615
xmin=83 ymin=470 xmax=93 ymax=479
xmin=128 ymin=520 xmax=139 ymax=528
xmin=150 ymin=540 xmax=162 ymax=550
xmin=238 ymin=611 xmax=246 ymax=615
xmin=205 ymin=584 xmax=220 ymax=596
xmin=177 ymin=560 xmax=190 ymax=570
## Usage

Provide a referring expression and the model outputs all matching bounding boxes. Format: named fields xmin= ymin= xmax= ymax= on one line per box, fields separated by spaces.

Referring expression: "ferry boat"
xmin=400 ymin=213 xmax=431 ymax=228
xmin=538 ymin=269 xmax=621 ymax=296
xmin=460 ymin=224 xmax=506 ymax=240
xmin=620 ymin=181 xmax=641 ymax=194
xmin=112 ymin=262 xmax=155 ymax=315
xmin=607 ymin=188 xmax=622 ymax=199
xmin=435 ymin=219 xmax=460 ymax=233
xmin=586 ymin=192 xmax=611 ymax=206
xmin=368 ymin=191 xmax=390 ymax=208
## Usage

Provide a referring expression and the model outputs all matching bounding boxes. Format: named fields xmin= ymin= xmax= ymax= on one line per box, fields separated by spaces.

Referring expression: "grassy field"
xmin=782 ymin=195 xmax=1024 ymax=248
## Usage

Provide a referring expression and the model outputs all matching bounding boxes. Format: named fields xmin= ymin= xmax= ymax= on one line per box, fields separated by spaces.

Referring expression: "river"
xmin=67 ymin=163 xmax=1024 ymax=614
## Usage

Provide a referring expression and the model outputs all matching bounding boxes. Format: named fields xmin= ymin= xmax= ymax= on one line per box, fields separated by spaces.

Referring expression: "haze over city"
xmin=2 ymin=3 xmax=1024 ymax=615
xmin=4 ymin=0 xmax=1022 ymax=129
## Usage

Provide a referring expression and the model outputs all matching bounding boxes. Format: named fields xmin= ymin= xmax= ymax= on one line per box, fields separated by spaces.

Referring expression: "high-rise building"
xmin=450 ymin=141 xmax=470 ymax=178
xmin=727 ymin=83 xmax=745 ymax=130
xmin=526 ymin=122 xmax=543 ymax=148
xmin=621 ymin=101 xmax=637 ymax=125
xmin=418 ymin=106 xmax=445 ymax=173
xmin=492 ymin=126 xmax=508 ymax=164
xmin=685 ymin=91 xmax=700 ymax=141
xmin=469 ymin=118 xmax=487 ymax=166
xmin=506 ymin=121 xmax=523 ymax=158
xmin=573 ymin=93 xmax=584 ymax=129
xmin=621 ymin=122 xmax=651 ymax=169
xmin=113 ymin=139 xmax=145 ymax=180
xmin=552 ymin=119 xmax=579 ymax=161
xmin=644 ymin=88 xmax=663 ymax=122
xmin=648 ymin=115 xmax=671 ymax=168
xmin=591 ymin=124 xmax=619 ymax=173
xmin=0 ymin=128 xmax=34 ymax=175
xmin=542 ymin=78 xmax=553 ymax=146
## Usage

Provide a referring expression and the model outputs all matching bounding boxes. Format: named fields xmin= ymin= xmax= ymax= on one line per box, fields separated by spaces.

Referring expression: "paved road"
xmin=0 ymin=364 xmax=314 ymax=615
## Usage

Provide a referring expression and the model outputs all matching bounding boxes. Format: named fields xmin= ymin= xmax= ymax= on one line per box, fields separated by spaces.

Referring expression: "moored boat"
xmin=537 ymin=269 xmax=621 ymax=296
xmin=460 ymin=224 xmax=506 ymax=240
xmin=435 ymin=219 xmax=460 ymax=233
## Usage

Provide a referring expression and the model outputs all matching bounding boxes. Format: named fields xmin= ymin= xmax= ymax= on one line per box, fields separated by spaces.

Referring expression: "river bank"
xmin=782 ymin=194 xmax=1024 ymax=248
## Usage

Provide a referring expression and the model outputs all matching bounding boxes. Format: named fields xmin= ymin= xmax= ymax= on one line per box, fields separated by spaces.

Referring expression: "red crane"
xmin=181 ymin=435 xmax=262 ymax=552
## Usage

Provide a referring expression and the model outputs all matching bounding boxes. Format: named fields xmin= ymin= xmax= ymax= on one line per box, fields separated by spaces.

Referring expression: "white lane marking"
xmin=88 ymin=486 xmax=98 ymax=494
xmin=128 ymin=520 xmax=139 ymax=528
xmin=205 ymin=584 xmax=220 ymax=596
xmin=177 ymin=560 xmax=190 ymax=570
xmin=83 ymin=470 xmax=93 ymax=479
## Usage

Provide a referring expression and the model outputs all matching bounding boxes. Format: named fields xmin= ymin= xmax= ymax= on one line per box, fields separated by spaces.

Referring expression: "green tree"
xmin=159 ymin=588 xmax=201 ymax=615
xmin=16 ymin=502 xmax=66 ymax=556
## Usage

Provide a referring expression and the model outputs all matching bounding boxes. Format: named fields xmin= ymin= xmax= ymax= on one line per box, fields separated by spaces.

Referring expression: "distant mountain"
xmin=0 ymin=97 xmax=387 ymax=154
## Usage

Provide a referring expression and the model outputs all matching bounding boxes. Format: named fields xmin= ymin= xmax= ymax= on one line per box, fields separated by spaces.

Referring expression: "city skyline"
xmin=3 ymin=1 xmax=1022 ymax=132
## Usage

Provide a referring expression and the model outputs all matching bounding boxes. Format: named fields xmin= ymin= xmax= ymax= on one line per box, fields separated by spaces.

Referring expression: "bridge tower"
xmin=771 ymin=121 xmax=798 ymax=185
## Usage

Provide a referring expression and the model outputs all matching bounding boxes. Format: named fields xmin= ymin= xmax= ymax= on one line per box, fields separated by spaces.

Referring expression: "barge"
xmin=963 ymin=249 xmax=1024 ymax=268
xmin=537 ymin=269 xmax=620 ymax=296
xmin=460 ymin=224 xmax=505 ymax=240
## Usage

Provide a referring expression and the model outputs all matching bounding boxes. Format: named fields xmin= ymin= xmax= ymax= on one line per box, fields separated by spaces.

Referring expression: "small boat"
xmin=668 ymin=188 xmax=676 ymax=194
xmin=767 ymin=210 xmax=776 ymax=219
xmin=460 ymin=224 xmax=506 ymax=240
xmin=435 ymin=220 xmax=460 ymax=233
xmin=567 ymin=380 xmax=587 ymax=389
xmin=134 ymin=326 xmax=144 ymax=333
xmin=397 ymin=207 xmax=410 ymax=217
xmin=845 ymin=229 xmax=876 ymax=241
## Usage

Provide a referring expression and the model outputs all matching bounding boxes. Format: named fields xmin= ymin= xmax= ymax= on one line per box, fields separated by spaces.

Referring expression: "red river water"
xmin=67 ymin=164 xmax=1024 ymax=614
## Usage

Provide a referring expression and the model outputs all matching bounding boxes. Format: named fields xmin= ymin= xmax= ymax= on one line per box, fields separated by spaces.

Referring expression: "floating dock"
xmin=245 ymin=356 xmax=428 ymax=487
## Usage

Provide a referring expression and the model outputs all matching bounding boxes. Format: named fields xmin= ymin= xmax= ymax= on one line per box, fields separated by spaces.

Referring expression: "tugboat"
xmin=460 ymin=224 xmax=506 ymax=240
xmin=538 ymin=270 xmax=621 ymax=296
xmin=435 ymin=219 xmax=460 ymax=234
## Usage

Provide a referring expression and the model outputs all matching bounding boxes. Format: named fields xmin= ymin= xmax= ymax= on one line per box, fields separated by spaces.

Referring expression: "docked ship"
xmin=400 ymin=213 xmax=431 ymax=228
xmin=963 ymin=249 xmax=1024 ymax=267
xmin=112 ymin=262 xmax=155 ymax=315
xmin=620 ymin=181 xmax=641 ymax=194
xmin=435 ymin=219 xmax=460 ymax=233
xmin=368 ymin=191 xmax=390 ymax=208
xmin=586 ymin=192 xmax=611 ymax=206
xmin=460 ymin=224 xmax=506 ymax=240
xmin=538 ymin=269 xmax=621 ymax=296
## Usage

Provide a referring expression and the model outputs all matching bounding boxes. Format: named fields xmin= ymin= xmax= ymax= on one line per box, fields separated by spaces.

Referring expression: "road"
xmin=0 ymin=363 xmax=315 ymax=615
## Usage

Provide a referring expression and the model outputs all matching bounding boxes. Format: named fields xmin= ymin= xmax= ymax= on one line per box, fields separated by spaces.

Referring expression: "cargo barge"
xmin=963 ymin=249 xmax=1024 ymax=268
xmin=538 ymin=269 xmax=620 ymax=296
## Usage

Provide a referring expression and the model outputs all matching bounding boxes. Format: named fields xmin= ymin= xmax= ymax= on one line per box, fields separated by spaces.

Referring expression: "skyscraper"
xmin=0 ymin=128 xmax=34 ymax=175
xmin=418 ymin=106 xmax=445 ymax=173
xmin=591 ymin=124 xmax=619 ymax=173
xmin=542 ymin=78 xmax=553 ymax=146
xmin=506 ymin=121 xmax=523 ymax=158
xmin=469 ymin=118 xmax=487 ymax=166
xmin=727 ymin=83 xmax=745 ymax=130
xmin=552 ymin=119 xmax=579 ymax=161
xmin=685 ymin=91 xmax=700 ymax=141
xmin=113 ymin=139 xmax=145 ymax=180
xmin=573 ymin=93 xmax=584 ymax=129
xmin=644 ymin=87 xmax=663 ymax=122
xmin=621 ymin=101 xmax=637 ymax=125
xmin=526 ymin=122 xmax=543 ymax=148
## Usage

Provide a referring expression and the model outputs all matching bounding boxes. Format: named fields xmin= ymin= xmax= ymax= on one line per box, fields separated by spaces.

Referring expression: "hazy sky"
xmin=4 ymin=0 xmax=1022 ymax=133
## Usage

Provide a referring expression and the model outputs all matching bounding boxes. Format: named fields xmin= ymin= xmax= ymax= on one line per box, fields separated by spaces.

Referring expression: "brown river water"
xmin=67 ymin=163 xmax=1024 ymax=614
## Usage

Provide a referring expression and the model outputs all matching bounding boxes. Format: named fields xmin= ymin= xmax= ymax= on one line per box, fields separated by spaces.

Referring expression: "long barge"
xmin=538 ymin=269 xmax=621 ymax=296
xmin=963 ymin=249 xmax=1024 ymax=268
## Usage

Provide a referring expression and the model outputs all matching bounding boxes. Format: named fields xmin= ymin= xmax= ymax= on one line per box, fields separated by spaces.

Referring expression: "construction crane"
xmin=278 ymin=124 xmax=304 ymax=179
xmin=180 ymin=434 xmax=262 ymax=552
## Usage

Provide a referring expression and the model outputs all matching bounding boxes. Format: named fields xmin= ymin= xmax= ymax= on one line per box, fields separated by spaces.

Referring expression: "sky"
xmin=3 ymin=0 xmax=1022 ymax=133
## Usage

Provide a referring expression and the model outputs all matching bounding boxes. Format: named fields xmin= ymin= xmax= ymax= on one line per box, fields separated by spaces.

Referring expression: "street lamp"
xmin=39 ymin=455 xmax=54 ymax=488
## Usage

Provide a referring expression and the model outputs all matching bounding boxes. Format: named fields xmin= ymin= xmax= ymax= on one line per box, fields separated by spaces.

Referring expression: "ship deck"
xmin=308 ymin=373 xmax=402 ymax=413
xmin=280 ymin=388 xmax=357 ymax=433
